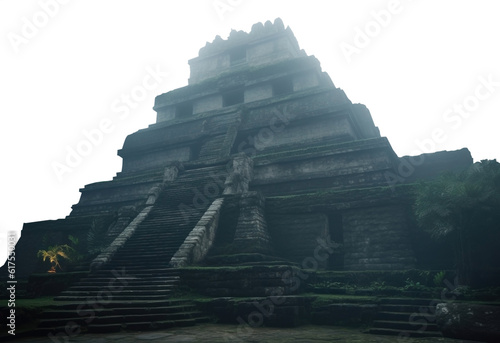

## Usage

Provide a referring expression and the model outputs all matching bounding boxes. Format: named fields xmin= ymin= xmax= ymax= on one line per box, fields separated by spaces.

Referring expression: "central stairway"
xmin=36 ymin=164 xmax=228 ymax=335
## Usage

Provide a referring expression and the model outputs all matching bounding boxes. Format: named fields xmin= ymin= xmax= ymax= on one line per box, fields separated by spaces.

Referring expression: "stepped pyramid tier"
xmin=11 ymin=18 xmax=472 ymax=280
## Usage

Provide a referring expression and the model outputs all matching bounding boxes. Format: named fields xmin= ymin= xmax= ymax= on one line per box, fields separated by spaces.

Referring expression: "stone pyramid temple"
xmin=9 ymin=18 xmax=473 ymax=333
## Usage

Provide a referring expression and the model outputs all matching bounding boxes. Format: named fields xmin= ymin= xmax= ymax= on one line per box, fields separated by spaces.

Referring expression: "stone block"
xmin=436 ymin=303 xmax=500 ymax=342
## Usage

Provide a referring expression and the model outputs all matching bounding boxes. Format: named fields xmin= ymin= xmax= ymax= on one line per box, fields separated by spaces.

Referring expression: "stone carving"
xmin=223 ymin=153 xmax=254 ymax=195
xmin=163 ymin=163 xmax=181 ymax=183
xmin=145 ymin=186 xmax=162 ymax=205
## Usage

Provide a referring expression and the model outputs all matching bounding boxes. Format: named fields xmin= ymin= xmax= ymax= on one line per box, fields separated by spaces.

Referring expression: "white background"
xmin=1 ymin=0 xmax=499 ymax=265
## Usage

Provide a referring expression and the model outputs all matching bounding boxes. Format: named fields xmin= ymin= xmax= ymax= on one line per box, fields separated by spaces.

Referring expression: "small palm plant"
xmin=37 ymin=244 xmax=74 ymax=273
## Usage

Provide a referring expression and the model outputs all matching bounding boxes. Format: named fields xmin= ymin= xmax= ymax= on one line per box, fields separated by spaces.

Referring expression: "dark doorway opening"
xmin=176 ymin=101 xmax=193 ymax=117
xmin=223 ymin=89 xmax=244 ymax=107
xmin=230 ymin=46 xmax=247 ymax=66
xmin=272 ymin=77 xmax=294 ymax=96
xmin=328 ymin=211 xmax=344 ymax=270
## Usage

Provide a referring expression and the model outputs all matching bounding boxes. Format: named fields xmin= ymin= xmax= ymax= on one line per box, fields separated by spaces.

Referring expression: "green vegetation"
xmin=433 ymin=270 xmax=446 ymax=287
xmin=37 ymin=244 xmax=74 ymax=273
xmin=414 ymin=160 xmax=500 ymax=285
xmin=403 ymin=278 xmax=427 ymax=292
xmin=13 ymin=296 xmax=59 ymax=309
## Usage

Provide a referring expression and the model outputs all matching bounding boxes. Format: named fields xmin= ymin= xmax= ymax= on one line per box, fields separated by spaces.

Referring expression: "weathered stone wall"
xmin=193 ymin=94 xmax=223 ymax=114
xmin=156 ymin=106 xmax=175 ymax=122
xmin=351 ymin=104 xmax=380 ymax=139
xmin=342 ymin=204 xmax=416 ymax=270
xmin=231 ymin=192 xmax=273 ymax=254
xmin=267 ymin=213 xmax=330 ymax=268
xmin=121 ymin=146 xmax=191 ymax=173
xmin=198 ymin=296 xmax=314 ymax=327
xmin=293 ymin=71 xmax=319 ymax=91
xmin=178 ymin=265 xmax=304 ymax=297
xmin=252 ymin=138 xmax=399 ymax=196
xmin=400 ymin=148 xmax=473 ymax=182
xmin=237 ymin=89 xmax=350 ymax=132
xmin=254 ymin=141 xmax=391 ymax=184
xmin=244 ymin=83 xmax=273 ymax=103
xmin=69 ymin=167 xmax=168 ymax=217
xmin=72 ymin=179 xmax=158 ymax=216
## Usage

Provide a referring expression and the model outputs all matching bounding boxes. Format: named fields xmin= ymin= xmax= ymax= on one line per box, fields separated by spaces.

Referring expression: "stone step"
xmin=32 ymin=326 xmax=88 ymax=337
xmin=103 ymin=257 xmax=174 ymax=264
xmin=137 ymin=216 xmax=196 ymax=223
xmin=127 ymin=227 xmax=186 ymax=234
xmin=117 ymin=241 xmax=184 ymax=248
xmin=372 ymin=320 xmax=440 ymax=332
xmin=116 ymin=243 xmax=182 ymax=249
xmin=59 ymin=288 xmax=175 ymax=297
xmin=65 ymin=283 xmax=177 ymax=291
xmin=42 ymin=304 xmax=197 ymax=319
xmin=39 ymin=310 xmax=202 ymax=330
xmin=368 ymin=328 xmax=442 ymax=338
xmin=74 ymin=275 xmax=180 ymax=287
xmin=38 ymin=317 xmax=89 ymax=328
xmin=116 ymin=242 xmax=184 ymax=249
xmin=127 ymin=226 xmax=191 ymax=232
xmin=90 ymin=268 xmax=179 ymax=276
xmin=50 ymin=299 xmax=192 ymax=310
xmin=110 ymin=251 xmax=176 ymax=258
xmin=114 ymin=245 xmax=180 ymax=251
xmin=88 ymin=318 xmax=198 ymax=332
xmin=64 ymin=282 xmax=177 ymax=293
xmin=379 ymin=304 xmax=433 ymax=313
xmin=81 ymin=272 xmax=179 ymax=278
xmin=119 ymin=235 xmax=187 ymax=242
xmin=101 ymin=262 xmax=173 ymax=269
xmin=90 ymin=267 xmax=178 ymax=273
xmin=86 ymin=323 xmax=122 ymax=333
xmin=376 ymin=311 xmax=418 ymax=321
xmin=91 ymin=311 xmax=202 ymax=325
xmin=126 ymin=228 xmax=190 ymax=234
xmin=69 ymin=283 xmax=178 ymax=291
xmin=379 ymin=298 xmax=437 ymax=306
xmin=54 ymin=293 xmax=173 ymax=301
xmin=104 ymin=253 xmax=175 ymax=258
xmin=111 ymin=251 xmax=176 ymax=258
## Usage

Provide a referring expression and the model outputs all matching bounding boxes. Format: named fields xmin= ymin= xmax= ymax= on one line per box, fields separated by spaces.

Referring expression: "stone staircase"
xmin=369 ymin=297 xmax=442 ymax=338
xmin=35 ymin=165 xmax=228 ymax=335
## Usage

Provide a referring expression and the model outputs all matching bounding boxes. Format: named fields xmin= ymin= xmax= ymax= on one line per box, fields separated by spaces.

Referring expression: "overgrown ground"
xmin=5 ymin=323 xmax=478 ymax=342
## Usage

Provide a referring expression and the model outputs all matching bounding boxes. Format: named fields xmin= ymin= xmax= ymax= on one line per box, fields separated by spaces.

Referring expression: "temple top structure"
xmin=153 ymin=18 xmax=335 ymax=124
xmin=188 ymin=18 xmax=306 ymax=84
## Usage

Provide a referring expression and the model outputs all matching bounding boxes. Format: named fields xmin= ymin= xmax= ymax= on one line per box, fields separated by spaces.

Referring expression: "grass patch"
xmin=308 ymin=293 xmax=378 ymax=308
xmin=12 ymin=296 xmax=60 ymax=310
